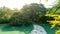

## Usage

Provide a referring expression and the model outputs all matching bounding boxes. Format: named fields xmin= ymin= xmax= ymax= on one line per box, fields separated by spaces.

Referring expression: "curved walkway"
xmin=29 ymin=24 xmax=47 ymax=34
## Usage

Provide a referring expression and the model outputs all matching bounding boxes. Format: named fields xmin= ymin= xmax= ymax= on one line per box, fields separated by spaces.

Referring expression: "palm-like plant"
xmin=45 ymin=0 xmax=60 ymax=28
xmin=48 ymin=3 xmax=60 ymax=14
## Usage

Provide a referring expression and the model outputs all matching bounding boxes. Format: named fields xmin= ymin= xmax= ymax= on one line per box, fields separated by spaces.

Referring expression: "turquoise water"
xmin=0 ymin=25 xmax=33 ymax=34
xmin=0 ymin=24 xmax=59 ymax=34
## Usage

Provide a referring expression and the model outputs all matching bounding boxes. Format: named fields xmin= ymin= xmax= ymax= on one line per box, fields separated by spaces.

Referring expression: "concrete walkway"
xmin=29 ymin=24 xmax=47 ymax=34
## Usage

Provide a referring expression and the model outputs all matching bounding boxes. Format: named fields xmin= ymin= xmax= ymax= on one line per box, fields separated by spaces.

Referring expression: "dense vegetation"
xmin=0 ymin=0 xmax=60 ymax=27
xmin=0 ymin=3 xmax=47 ymax=26
xmin=0 ymin=0 xmax=60 ymax=34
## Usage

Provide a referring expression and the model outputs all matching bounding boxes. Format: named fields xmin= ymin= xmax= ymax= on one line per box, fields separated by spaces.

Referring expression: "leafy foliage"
xmin=0 ymin=7 xmax=17 ymax=24
xmin=46 ymin=14 xmax=60 ymax=28
xmin=46 ymin=0 xmax=60 ymax=28
xmin=55 ymin=29 xmax=60 ymax=34
xmin=9 ymin=3 xmax=47 ymax=25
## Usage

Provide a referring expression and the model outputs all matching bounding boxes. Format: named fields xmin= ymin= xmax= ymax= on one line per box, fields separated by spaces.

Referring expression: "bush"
xmin=9 ymin=12 xmax=32 ymax=26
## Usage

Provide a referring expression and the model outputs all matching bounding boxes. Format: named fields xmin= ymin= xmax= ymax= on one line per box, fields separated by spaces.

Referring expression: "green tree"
xmin=9 ymin=3 xmax=47 ymax=25
xmin=0 ymin=7 xmax=16 ymax=24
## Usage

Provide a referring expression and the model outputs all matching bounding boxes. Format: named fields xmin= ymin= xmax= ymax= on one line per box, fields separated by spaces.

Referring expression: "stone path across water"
xmin=29 ymin=24 xmax=47 ymax=34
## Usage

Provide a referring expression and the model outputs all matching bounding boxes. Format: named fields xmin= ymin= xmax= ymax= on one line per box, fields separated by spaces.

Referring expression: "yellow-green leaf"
xmin=45 ymin=0 xmax=48 ymax=2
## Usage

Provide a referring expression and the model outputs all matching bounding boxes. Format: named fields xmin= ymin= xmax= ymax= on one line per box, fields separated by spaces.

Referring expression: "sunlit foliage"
xmin=55 ymin=29 xmax=60 ymax=34
xmin=46 ymin=14 xmax=60 ymax=28
xmin=0 ymin=7 xmax=18 ymax=23
xmin=45 ymin=0 xmax=48 ymax=2
xmin=40 ymin=0 xmax=48 ymax=2
xmin=45 ymin=0 xmax=60 ymax=28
